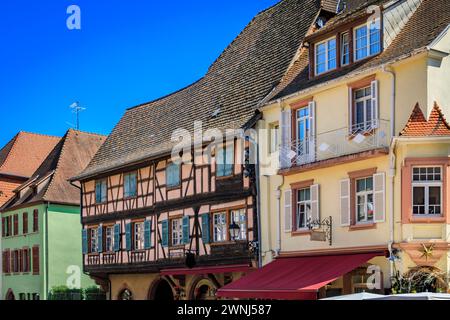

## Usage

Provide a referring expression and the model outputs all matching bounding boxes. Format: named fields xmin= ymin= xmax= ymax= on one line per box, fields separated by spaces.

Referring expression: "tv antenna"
xmin=69 ymin=101 xmax=86 ymax=130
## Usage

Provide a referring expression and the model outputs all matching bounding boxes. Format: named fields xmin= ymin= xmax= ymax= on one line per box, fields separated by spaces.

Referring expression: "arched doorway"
xmin=189 ymin=277 xmax=218 ymax=300
xmin=149 ymin=279 xmax=174 ymax=301
xmin=5 ymin=289 xmax=15 ymax=301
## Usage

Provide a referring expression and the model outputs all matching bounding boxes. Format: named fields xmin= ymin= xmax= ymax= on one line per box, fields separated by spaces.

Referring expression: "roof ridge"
xmin=17 ymin=131 xmax=61 ymax=139
xmin=67 ymin=128 xmax=108 ymax=138
xmin=430 ymin=101 xmax=450 ymax=131
xmin=0 ymin=132 xmax=20 ymax=171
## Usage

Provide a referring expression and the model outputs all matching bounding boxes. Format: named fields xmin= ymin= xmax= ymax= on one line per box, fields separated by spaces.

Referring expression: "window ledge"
xmin=349 ymin=223 xmax=377 ymax=231
xmin=216 ymin=175 xmax=235 ymax=181
xmin=291 ymin=230 xmax=312 ymax=237
xmin=408 ymin=217 xmax=446 ymax=224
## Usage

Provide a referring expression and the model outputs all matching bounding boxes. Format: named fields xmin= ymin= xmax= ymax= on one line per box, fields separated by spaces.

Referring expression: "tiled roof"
xmin=266 ymin=0 xmax=450 ymax=102
xmin=1 ymin=130 xmax=106 ymax=210
xmin=400 ymin=103 xmax=450 ymax=136
xmin=0 ymin=132 xmax=60 ymax=178
xmin=75 ymin=0 xmax=323 ymax=180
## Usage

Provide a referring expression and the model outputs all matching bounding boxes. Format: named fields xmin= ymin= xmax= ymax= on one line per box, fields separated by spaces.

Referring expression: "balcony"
xmin=281 ymin=120 xmax=390 ymax=170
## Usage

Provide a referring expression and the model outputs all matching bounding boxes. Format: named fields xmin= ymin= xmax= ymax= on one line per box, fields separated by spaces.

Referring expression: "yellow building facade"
xmin=253 ymin=2 xmax=450 ymax=297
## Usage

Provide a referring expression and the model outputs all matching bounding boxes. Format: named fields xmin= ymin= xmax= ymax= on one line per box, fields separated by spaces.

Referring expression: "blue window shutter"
xmin=97 ymin=226 xmax=103 ymax=253
xmin=182 ymin=216 xmax=190 ymax=245
xmin=216 ymin=146 xmax=225 ymax=177
xmin=167 ymin=163 xmax=180 ymax=188
xmin=125 ymin=223 xmax=132 ymax=251
xmin=144 ymin=220 xmax=152 ymax=249
xmin=201 ymin=214 xmax=210 ymax=244
xmin=114 ymin=224 xmax=121 ymax=252
xmin=82 ymin=229 xmax=88 ymax=254
xmin=161 ymin=220 xmax=169 ymax=247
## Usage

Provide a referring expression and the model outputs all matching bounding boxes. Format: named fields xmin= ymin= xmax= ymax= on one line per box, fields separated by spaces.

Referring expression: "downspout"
xmin=43 ymin=202 xmax=50 ymax=300
xmin=275 ymin=99 xmax=285 ymax=257
xmin=383 ymin=64 xmax=396 ymax=280
xmin=255 ymin=133 xmax=263 ymax=269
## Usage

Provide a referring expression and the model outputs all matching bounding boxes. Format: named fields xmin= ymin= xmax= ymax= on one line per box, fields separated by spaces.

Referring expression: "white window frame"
xmin=341 ymin=32 xmax=350 ymax=66
xmin=270 ymin=122 xmax=280 ymax=154
xmin=171 ymin=218 xmax=183 ymax=246
xmin=412 ymin=166 xmax=443 ymax=216
xmin=213 ymin=212 xmax=227 ymax=243
xmin=231 ymin=209 xmax=247 ymax=241
xmin=296 ymin=188 xmax=311 ymax=230
xmin=315 ymin=36 xmax=337 ymax=75
xmin=296 ymin=106 xmax=311 ymax=157
xmin=353 ymin=86 xmax=374 ymax=131
xmin=355 ymin=177 xmax=374 ymax=224
xmin=90 ymin=228 xmax=98 ymax=253
xmin=353 ymin=20 xmax=381 ymax=61
xmin=105 ymin=226 xmax=114 ymax=252
xmin=133 ymin=222 xmax=144 ymax=251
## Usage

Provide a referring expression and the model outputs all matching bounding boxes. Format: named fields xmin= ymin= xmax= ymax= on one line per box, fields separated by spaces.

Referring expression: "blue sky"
xmin=0 ymin=0 xmax=278 ymax=146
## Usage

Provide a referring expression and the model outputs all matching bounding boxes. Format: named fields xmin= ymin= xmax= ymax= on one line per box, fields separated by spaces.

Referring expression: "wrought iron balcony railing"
xmin=281 ymin=119 xmax=390 ymax=169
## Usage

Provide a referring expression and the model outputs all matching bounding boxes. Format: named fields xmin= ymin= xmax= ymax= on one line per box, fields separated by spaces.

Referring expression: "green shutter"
xmin=113 ymin=224 xmax=121 ymax=252
xmin=125 ymin=223 xmax=132 ymax=251
xmin=144 ymin=220 xmax=152 ymax=249
xmin=97 ymin=226 xmax=103 ymax=253
xmin=82 ymin=229 xmax=88 ymax=254
xmin=201 ymin=214 xmax=210 ymax=244
xmin=225 ymin=144 xmax=234 ymax=176
xmin=182 ymin=216 xmax=190 ymax=245
xmin=161 ymin=220 xmax=169 ymax=247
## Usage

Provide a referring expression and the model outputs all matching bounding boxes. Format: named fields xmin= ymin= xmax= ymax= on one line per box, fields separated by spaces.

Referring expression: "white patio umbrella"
xmin=321 ymin=292 xmax=384 ymax=300
xmin=370 ymin=293 xmax=450 ymax=300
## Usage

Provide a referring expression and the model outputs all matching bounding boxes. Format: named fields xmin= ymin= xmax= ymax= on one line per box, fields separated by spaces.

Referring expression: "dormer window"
xmin=354 ymin=20 xmax=381 ymax=61
xmin=315 ymin=37 xmax=336 ymax=75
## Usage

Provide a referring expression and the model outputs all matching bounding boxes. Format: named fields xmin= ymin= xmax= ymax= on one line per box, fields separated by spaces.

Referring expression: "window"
xmin=22 ymin=212 xmax=28 ymax=234
xmin=315 ymin=37 xmax=337 ymax=75
xmin=213 ymin=212 xmax=227 ymax=242
xmin=216 ymin=143 xmax=234 ymax=177
xmin=32 ymin=246 xmax=39 ymax=275
xmin=124 ymin=172 xmax=137 ymax=198
xmin=95 ymin=179 xmax=107 ymax=204
xmin=133 ymin=222 xmax=144 ymax=250
xmin=171 ymin=218 xmax=183 ymax=246
xmin=356 ymin=177 xmax=374 ymax=223
xmin=412 ymin=167 xmax=442 ymax=216
xmin=2 ymin=250 xmax=10 ymax=273
xmin=22 ymin=248 xmax=30 ymax=273
xmin=354 ymin=21 xmax=381 ymax=61
xmin=33 ymin=210 xmax=39 ymax=232
xmin=270 ymin=123 xmax=280 ymax=153
xmin=353 ymin=86 xmax=374 ymax=132
xmin=296 ymin=106 xmax=311 ymax=158
xmin=167 ymin=163 xmax=181 ymax=188
xmin=13 ymin=214 xmax=19 ymax=236
xmin=12 ymin=250 xmax=20 ymax=273
xmin=296 ymin=188 xmax=311 ymax=229
xmin=2 ymin=216 xmax=12 ymax=237
xmin=341 ymin=32 xmax=350 ymax=66
xmin=231 ymin=209 xmax=247 ymax=240
xmin=90 ymin=228 xmax=98 ymax=253
xmin=105 ymin=226 xmax=115 ymax=252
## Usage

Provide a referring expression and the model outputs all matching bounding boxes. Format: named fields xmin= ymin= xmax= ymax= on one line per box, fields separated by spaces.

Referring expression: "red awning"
xmin=161 ymin=264 xmax=252 ymax=276
xmin=217 ymin=253 xmax=380 ymax=300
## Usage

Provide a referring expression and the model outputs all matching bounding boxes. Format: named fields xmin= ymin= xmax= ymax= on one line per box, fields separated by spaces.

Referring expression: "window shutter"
xmin=125 ymin=223 xmax=132 ymax=251
xmin=310 ymin=184 xmax=320 ymax=223
xmin=308 ymin=101 xmax=316 ymax=163
xmin=144 ymin=220 xmax=152 ymax=249
xmin=280 ymin=109 xmax=292 ymax=169
xmin=97 ymin=225 xmax=103 ymax=253
xmin=2 ymin=217 xmax=5 ymax=237
xmin=161 ymin=220 xmax=169 ymax=247
xmin=113 ymin=224 xmax=121 ymax=252
xmin=371 ymin=80 xmax=379 ymax=126
xmin=81 ymin=229 xmax=88 ymax=254
xmin=32 ymin=246 xmax=39 ymax=275
xmin=225 ymin=143 xmax=234 ymax=176
xmin=373 ymin=172 xmax=386 ymax=223
xmin=340 ymin=179 xmax=351 ymax=226
xmin=201 ymin=214 xmax=210 ymax=244
xmin=182 ymin=216 xmax=190 ymax=245
xmin=284 ymin=189 xmax=292 ymax=232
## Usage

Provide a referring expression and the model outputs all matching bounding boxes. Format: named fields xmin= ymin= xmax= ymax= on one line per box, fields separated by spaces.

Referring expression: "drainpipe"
xmin=255 ymin=135 xmax=263 ymax=268
xmin=43 ymin=202 xmax=50 ymax=300
xmin=383 ymin=65 xmax=396 ymax=280
xmin=275 ymin=99 xmax=285 ymax=257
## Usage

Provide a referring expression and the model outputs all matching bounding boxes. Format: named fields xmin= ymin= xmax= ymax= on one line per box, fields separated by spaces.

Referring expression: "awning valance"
xmin=217 ymin=253 xmax=381 ymax=300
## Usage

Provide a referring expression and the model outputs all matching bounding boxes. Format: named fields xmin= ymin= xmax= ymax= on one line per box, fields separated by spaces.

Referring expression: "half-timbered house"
xmin=71 ymin=0 xmax=332 ymax=300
